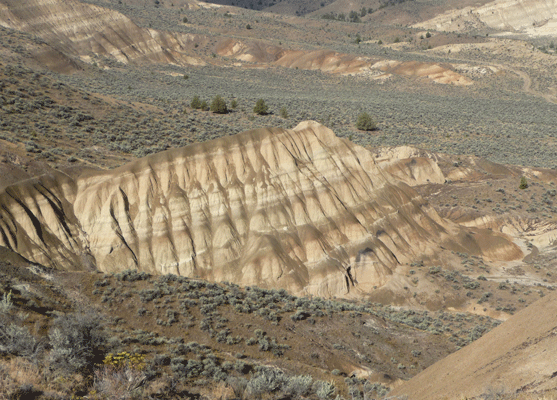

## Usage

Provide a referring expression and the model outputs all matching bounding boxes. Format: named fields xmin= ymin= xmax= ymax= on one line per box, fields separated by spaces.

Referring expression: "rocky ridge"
xmin=0 ymin=122 xmax=521 ymax=298
xmin=0 ymin=0 xmax=207 ymax=66
xmin=414 ymin=0 xmax=557 ymax=37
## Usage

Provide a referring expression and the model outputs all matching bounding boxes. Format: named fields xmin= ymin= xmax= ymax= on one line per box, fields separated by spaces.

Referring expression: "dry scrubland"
xmin=2 ymin=1 xmax=557 ymax=169
xmin=2 ymin=0 xmax=557 ymax=398
xmin=0 ymin=255 xmax=500 ymax=399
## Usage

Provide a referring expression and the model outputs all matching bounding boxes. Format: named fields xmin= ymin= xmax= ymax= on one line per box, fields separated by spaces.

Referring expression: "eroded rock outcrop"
xmin=0 ymin=0 xmax=206 ymax=66
xmin=414 ymin=0 xmax=557 ymax=37
xmin=0 ymin=122 xmax=521 ymax=297
xmin=215 ymin=38 xmax=472 ymax=84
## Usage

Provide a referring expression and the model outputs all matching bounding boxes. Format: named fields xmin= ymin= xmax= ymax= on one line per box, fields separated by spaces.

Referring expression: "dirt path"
xmin=490 ymin=62 xmax=557 ymax=104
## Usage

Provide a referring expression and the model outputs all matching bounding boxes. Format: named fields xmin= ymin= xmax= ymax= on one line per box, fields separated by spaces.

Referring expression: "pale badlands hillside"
xmin=0 ymin=122 xmax=521 ymax=299
xmin=414 ymin=0 xmax=557 ymax=38
xmin=0 ymin=0 xmax=207 ymax=66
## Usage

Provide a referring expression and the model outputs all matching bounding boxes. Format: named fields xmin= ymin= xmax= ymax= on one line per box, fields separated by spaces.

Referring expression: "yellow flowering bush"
xmin=102 ymin=352 xmax=146 ymax=371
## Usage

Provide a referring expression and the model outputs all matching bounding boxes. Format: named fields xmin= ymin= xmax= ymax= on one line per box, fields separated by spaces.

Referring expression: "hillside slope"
xmin=390 ymin=288 xmax=557 ymax=399
xmin=414 ymin=0 xmax=557 ymax=37
xmin=0 ymin=0 xmax=206 ymax=65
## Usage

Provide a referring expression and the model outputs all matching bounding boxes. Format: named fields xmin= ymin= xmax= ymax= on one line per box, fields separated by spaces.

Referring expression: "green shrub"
xmin=228 ymin=377 xmax=248 ymax=397
xmin=139 ymin=288 xmax=162 ymax=302
xmin=190 ymin=95 xmax=202 ymax=109
xmin=463 ymin=281 xmax=480 ymax=290
xmin=234 ymin=359 xmax=248 ymax=373
xmin=210 ymin=95 xmax=228 ymax=114
xmin=116 ymin=269 xmax=149 ymax=282
xmin=279 ymin=106 xmax=288 ymax=118
xmin=355 ymin=112 xmax=377 ymax=131
xmin=253 ymin=99 xmax=269 ymax=115
xmin=520 ymin=176 xmax=528 ymax=189
xmin=291 ymin=310 xmax=310 ymax=321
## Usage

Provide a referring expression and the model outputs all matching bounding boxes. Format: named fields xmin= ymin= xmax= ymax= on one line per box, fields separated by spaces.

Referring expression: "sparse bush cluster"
xmin=0 ymin=259 xmax=519 ymax=399
xmin=4 ymin=46 xmax=557 ymax=169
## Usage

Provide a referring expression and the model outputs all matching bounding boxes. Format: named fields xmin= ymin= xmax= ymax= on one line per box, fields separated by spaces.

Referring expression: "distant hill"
xmin=200 ymin=0 xmax=288 ymax=12
xmin=200 ymin=0 xmax=336 ymax=15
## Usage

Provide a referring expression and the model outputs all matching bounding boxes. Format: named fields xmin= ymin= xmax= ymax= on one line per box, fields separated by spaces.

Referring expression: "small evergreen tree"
xmin=279 ymin=106 xmax=288 ymax=119
xmin=253 ymin=99 xmax=269 ymax=115
xmin=190 ymin=95 xmax=202 ymax=109
xmin=200 ymin=100 xmax=209 ymax=111
xmin=210 ymin=95 xmax=228 ymax=114
xmin=355 ymin=112 xmax=377 ymax=131
xmin=231 ymin=99 xmax=238 ymax=109
xmin=519 ymin=176 xmax=528 ymax=189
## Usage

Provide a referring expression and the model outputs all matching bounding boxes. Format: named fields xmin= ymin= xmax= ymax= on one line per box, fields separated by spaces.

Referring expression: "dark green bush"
xmin=190 ymin=95 xmax=202 ymax=109
xmin=116 ymin=269 xmax=150 ymax=282
xmin=253 ymin=99 xmax=269 ymax=115
xmin=210 ymin=95 xmax=228 ymax=114
xmin=355 ymin=112 xmax=377 ymax=131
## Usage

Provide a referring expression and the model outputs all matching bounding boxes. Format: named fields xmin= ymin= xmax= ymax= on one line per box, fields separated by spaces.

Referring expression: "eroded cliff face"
xmin=414 ymin=0 xmax=557 ymax=37
xmin=0 ymin=0 xmax=207 ymax=66
xmin=0 ymin=122 xmax=521 ymax=297
xmin=215 ymin=39 xmax=472 ymax=85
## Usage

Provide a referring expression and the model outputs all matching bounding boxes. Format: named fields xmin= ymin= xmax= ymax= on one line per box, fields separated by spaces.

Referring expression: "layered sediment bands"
xmin=215 ymin=39 xmax=369 ymax=74
xmin=414 ymin=0 xmax=557 ymax=37
xmin=0 ymin=0 xmax=206 ymax=65
xmin=0 ymin=122 xmax=522 ymax=297
xmin=0 ymin=171 xmax=87 ymax=269
xmin=215 ymin=39 xmax=471 ymax=84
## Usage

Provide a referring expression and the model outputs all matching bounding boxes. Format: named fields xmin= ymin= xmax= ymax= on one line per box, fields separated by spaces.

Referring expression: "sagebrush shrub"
xmin=49 ymin=312 xmax=106 ymax=374
xmin=283 ymin=375 xmax=313 ymax=397
xmin=93 ymin=354 xmax=146 ymax=399
xmin=0 ymin=291 xmax=13 ymax=314
xmin=246 ymin=368 xmax=285 ymax=397
xmin=0 ymin=324 xmax=39 ymax=359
